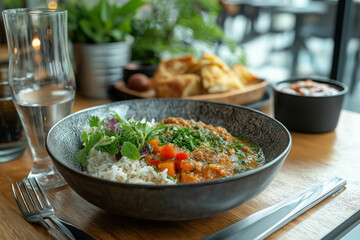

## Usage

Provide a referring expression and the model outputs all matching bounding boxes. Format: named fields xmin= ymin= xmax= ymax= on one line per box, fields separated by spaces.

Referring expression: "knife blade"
xmin=203 ymin=177 xmax=347 ymax=240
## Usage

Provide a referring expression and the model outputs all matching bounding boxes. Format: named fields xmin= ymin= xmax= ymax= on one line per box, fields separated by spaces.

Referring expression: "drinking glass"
xmin=2 ymin=9 xmax=76 ymax=189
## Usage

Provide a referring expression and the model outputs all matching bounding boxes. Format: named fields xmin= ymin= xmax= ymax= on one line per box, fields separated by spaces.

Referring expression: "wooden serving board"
xmin=114 ymin=79 xmax=269 ymax=106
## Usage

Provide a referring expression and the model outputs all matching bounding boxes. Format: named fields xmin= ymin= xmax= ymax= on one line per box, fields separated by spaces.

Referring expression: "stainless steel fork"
xmin=12 ymin=178 xmax=94 ymax=240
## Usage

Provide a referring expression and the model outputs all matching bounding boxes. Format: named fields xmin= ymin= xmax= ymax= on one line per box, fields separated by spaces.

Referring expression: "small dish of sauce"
xmin=281 ymin=79 xmax=339 ymax=96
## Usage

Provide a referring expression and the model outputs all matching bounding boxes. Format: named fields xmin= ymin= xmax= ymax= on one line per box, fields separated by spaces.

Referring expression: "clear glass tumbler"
xmin=2 ymin=9 xmax=76 ymax=189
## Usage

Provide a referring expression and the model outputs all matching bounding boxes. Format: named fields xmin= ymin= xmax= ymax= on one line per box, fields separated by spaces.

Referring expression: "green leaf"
xmin=109 ymin=29 xmax=124 ymax=42
xmin=75 ymin=148 xmax=88 ymax=164
xmin=95 ymin=135 xmax=116 ymax=147
xmin=121 ymin=141 xmax=141 ymax=160
xmin=95 ymin=144 xmax=118 ymax=155
xmin=79 ymin=19 xmax=94 ymax=39
xmin=99 ymin=0 xmax=109 ymax=23
xmin=75 ymin=131 xmax=101 ymax=164
xmin=116 ymin=0 xmax=145 ymax=16
xmin=87 ymin=132 xmax=102 ymax=151
xmin=81 ymin=132 xmax=88 ymax=142
xmin=89 ymin=116 xmax=100 ymax=127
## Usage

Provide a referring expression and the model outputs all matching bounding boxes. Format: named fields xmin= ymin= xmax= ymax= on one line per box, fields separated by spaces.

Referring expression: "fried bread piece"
xmin=231 ymin=64 xmax=261 ymax=86
xmin=154 ymin=74 xmax=202 ymax=98
xmin=198 ymin=54 xmax=244 ymax=93
xmin=187 ymin=53 xmax=230 ymax=76
xmin=153 ymin=55 xmax=197 ymax=81
xmin=201 ymin=64 xmax=244 ymax=93
xmin=197 ymin=53 xmax=230 ymax=70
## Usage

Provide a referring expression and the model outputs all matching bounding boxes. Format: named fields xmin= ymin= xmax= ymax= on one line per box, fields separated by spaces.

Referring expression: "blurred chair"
xmin=218 ymin=0 xmax=263 ymax=44
xmin=268 ymin=1 xmax=329 ymax=76
xmin=267 ymin=11 xmax=296 ymax=52
xmin=300 ymin=1 xmax=337 ymax=75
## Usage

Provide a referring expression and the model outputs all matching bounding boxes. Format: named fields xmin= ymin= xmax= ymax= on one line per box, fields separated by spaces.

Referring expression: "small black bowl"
xmin=272 ymin=77 xmax=348 ymax=133
xmin=123 ymin=61 xmax=157 ymax=84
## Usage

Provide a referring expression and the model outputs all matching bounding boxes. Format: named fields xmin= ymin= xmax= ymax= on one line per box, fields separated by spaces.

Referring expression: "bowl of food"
xmin=272 ymin=78 xmax=348 ymax=133
xmin=46 ymin=99 xmax=291 ymax=220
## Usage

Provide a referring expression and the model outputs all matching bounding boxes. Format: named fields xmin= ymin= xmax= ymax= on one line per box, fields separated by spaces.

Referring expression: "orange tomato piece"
xmin=175 ymin=152 xmax=190 ymax=160
xmin=158 ymin=161 xmax=176 ymax=177
xmin=159 ymin=144 xmax=176 ymax=160
xmin=148 ymin=160 xmax=160 ymax=167
xmin=147 ymin=138 xmax=160 ymax=153
xmin=174 ymin=158 xmax=181 ymax=171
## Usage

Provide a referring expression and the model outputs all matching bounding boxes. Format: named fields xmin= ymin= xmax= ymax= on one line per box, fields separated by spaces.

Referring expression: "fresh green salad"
xmin=75 ymin=112 xmax=165 ymax=164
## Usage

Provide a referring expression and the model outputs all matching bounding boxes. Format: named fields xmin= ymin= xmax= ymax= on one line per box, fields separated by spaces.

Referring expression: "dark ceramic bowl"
xmin=272 ymin=78 xmax=348 ymax=133
xmin=46 ymin=99 xmax=291 ymax=221
xmin=122 ymin=61 xmax=157 ymax=84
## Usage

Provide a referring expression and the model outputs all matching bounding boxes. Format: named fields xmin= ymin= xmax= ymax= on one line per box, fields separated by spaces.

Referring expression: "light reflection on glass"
xmin=48 ymin=1 xmax=58 ymax=9
xmin=32 ymin=38 xmax=41 ymax=50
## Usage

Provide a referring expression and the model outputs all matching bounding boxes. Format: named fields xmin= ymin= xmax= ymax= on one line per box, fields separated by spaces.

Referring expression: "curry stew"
xmin=145 ymin=117 xmax=265 ymax=183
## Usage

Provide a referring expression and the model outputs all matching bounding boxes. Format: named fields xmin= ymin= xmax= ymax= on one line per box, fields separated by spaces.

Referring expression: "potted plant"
xmin=128 ymin=0 xmax=246 ymax=71
xmin=63 ymin=0 xmax=145 ymax=99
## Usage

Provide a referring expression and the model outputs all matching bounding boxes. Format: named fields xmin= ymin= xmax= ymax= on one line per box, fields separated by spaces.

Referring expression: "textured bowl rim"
xmin=272 ymin=77 xmax=348 ymax=98
xmin=46 ymin=98 xmax=292 ymax=189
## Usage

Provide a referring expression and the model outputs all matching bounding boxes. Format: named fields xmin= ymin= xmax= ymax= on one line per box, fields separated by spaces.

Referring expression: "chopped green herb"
xmin=235 ymin=134 xmax=243 ymax=140
xmin=234 ymin=168 xmax=242 ymax=173
xmin=167 ymin=175 xmax=175 ymax=181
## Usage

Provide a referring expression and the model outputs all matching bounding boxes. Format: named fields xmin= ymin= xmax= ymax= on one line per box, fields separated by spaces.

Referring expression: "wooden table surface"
xmin=1 ymin=96 xmax=359 ymax=240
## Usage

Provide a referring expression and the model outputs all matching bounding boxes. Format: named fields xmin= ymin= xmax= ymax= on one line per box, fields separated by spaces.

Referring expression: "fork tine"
xmin=22 ymin=178 xmax=40 ymax=212
xmin=11 ymin=183 xmax=28 ymax=216
xmin=15 ymin=182 xmax=31 ymax=213
xmin=28 ymin=178 xmax=45 ymax=209
xmin=33 ymin=178 xmax=51 ymax=208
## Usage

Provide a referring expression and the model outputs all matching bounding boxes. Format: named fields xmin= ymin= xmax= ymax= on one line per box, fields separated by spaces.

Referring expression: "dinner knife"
xmin=203 ymin=177 xmax=347 ymax=240
xmin=56 ymin=217 xmax=96 ymax=240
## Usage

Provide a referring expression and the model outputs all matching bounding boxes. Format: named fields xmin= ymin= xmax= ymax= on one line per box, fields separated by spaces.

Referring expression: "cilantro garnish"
xmin=234 ymin=168 xmax=242 ymax=173
xmin=89 ymin=116 xmax=100 ymax=127
xmin=167 ymin=175 xmax=175 ymax=181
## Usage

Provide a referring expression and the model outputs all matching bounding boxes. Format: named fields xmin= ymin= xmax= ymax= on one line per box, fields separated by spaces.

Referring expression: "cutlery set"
xmin=11 ymin=178 xmax=94 ymax=240
xmin=11 ymin=177 xmax=346 ymax=239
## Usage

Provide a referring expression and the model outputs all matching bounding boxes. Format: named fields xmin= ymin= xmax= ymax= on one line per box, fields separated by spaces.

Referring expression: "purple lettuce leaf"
xmin=115 ymin=145 xmax=123 ymax=160
xmin=104 ymin=118 xmax=121 ymax=134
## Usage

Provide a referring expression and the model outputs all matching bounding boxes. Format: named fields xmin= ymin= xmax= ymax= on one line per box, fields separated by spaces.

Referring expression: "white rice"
xmin=84 ymin=149 xmax=177 ymax=185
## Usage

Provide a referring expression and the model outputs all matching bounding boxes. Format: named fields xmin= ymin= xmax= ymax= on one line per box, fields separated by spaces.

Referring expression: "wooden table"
xmin=1 ymin=96 xmax=359 ymax=240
